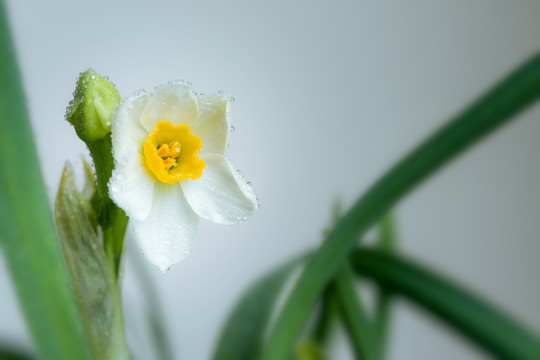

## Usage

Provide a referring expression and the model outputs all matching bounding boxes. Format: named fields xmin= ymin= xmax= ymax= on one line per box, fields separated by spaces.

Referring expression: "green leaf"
xmin=374 ymin=214 xmax=397 ymax=356
xmin=378 ymin=213 xmax=397 ymax=252
xmin=212 ymin=256 xmax=305 ymax=360
xmin=262 ymin=53 xmax=540 ymax=359
xmin=0 ymin=345 xmax=32 ymax=360
xmin=295 ymin=339 xmax=327 ymax=360
xmin=55 ymin=164 xmax=129 ymax=360
xmin=310 ymin=286 xmax=338 ymax=344
xmin=351 ymin=249 xmax=540 ymax=359
xmin=0 ymin=2 xmax=93 ymax=359
xmin=334 ymin=265 xmax=379 ymax=360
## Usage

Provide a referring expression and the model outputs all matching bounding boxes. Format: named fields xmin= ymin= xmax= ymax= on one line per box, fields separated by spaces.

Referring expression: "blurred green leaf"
xmin=374 ymin=214 xmax=397 ymax=356
xmin=0 ymin=345 xmax=32 ymax=360
xmin=262 ymin=52 xmax=540 ymax=359
xmin=0 ymin=2 xmax=93 ymax=359
xmin=378 ymin=213 xmax=396 ymax=252
xmin=55 ymin=164 xmax=129 ymax=360
xmin=351 ymin=248 xmax=540 ymax=359
xmin=311 ymin=199 xmax=343 ymax=345
xmin=311 ymin=286 xmax=337 ymax=344
xmin=295 ymin=339 xmax=326 ymax=360
xmin=212 ymin=256 xmax=305 ymax=360
xmin=334 ymin=265 xmax=379 ymax=360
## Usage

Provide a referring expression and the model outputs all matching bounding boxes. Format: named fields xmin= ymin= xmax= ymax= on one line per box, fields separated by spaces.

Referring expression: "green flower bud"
xmin=66 ymin=69 xmax=120 ymax=143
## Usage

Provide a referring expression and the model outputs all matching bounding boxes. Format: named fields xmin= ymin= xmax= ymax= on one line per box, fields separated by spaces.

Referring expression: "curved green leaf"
xmin=262 ymin=53 xmax=540 ymax=359
xmin=351 ymin=249 xmax=540 ymax=359
xmin=0 ymin=2 xmax=92 ymax=359
xmin=212 ymin=256 xmax=305 ymax=360
xmin=334 ymin=265 xmax=379 ymax=360
xmin=374 ymin=214 xmax=397 ymax=356
xmin=310 ymin=286 xmax=337 ymax=344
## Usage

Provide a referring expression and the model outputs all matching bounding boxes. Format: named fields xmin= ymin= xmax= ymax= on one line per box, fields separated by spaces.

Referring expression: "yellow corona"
xmin=143 ymin=121 xmax=205 ymax=184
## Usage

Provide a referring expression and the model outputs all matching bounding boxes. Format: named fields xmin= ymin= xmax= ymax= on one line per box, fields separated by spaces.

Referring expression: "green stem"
xmin=351 ymin=249 xmax=540 ymax=359
xmin=262 ymin=53 xmax=540 ymax=359
xmin=0 ymin=2 xmax=92 ymax=359
xmin=87 ymin=136 xmax=128 ymax=276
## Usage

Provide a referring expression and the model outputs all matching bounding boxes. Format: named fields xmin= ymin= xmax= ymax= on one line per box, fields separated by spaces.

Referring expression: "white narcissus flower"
xmin=108 ymin=83 xmax=258 ymax=272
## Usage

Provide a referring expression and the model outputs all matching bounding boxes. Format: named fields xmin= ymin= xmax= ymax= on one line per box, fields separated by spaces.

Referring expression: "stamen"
xmin=157 ymin=143 xmax=170 ymax=158
xmin=169 ymin=141 xmax=181 ymax=158
xmin=163 ymin=157 xmax=177 ymax=170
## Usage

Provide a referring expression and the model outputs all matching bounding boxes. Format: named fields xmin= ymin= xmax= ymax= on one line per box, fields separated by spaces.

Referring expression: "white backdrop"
xmin=2 ymin=1 xmax=540 ymax=359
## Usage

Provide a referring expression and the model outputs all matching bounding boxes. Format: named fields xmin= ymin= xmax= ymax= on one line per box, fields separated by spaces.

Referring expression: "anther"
xmin=169 ymin=141 xmax=181 ymax=158
xmin=163 ymin=157 xmax=177 ymax=170
xmin=157 ymin=144 xmax=170 ymax=158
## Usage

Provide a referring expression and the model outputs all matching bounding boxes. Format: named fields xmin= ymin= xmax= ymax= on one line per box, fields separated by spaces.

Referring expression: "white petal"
xmin=181 ymin=153 xmax=258 ymax=225
xmin=192 ymin=94 xmax=230 ymax=155
xmin=109 ymin=153 xmax=155 ymax=221
xmin=111 ymin=91 xmax=150 ymax=162
xmin=140 ymin=83 xmax=198 ymax=131
xmin=110 ymin=91 xmax=155 ymax=221
xmin=131 ymin=183 xmax=199 ymax=272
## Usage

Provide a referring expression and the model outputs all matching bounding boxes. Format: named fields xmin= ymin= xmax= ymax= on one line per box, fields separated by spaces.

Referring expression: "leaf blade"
xmin=374 ymin=214 xmax=397 ymax=356
xmin=212 ymin=256 xmax=305 ymax=360
xmin=334 ymin=265 xmax=379 ymax=360
xmin=0 ymin=2 xmax=93 ymax=359
xmin=351 ymin=249 xmax=540 ymax=359
xmin=55 ymin=164 xmax=129 ymax=360
xmin=262 ymin=53 xmax=540 ymax=359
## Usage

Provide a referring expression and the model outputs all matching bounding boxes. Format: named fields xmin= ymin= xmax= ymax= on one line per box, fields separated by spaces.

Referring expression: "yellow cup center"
xmin=143 ymin=121 xmax=205 ymax=184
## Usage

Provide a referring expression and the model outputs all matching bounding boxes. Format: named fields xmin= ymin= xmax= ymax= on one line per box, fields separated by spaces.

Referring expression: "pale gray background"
xmin=1 ymin=1 xmax=540 ymax=359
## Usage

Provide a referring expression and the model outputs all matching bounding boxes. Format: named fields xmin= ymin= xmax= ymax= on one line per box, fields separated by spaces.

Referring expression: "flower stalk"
xmin=67 ymin=69 xmax=128 ymax=276
xmin=87 ymin=135 xmax=128 ymax=275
